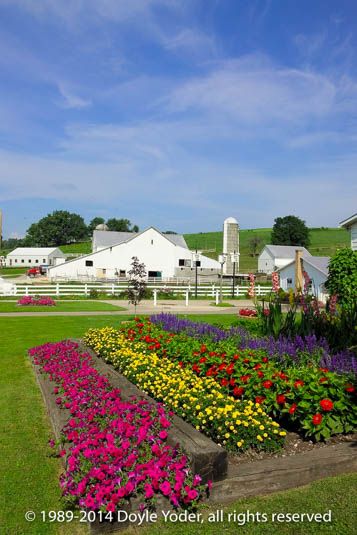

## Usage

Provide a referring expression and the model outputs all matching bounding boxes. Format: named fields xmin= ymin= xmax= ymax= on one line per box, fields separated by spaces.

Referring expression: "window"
xmin=43 ymin=259 xmax=46 ymax=263
xmin=35 ymin=259 xmax=39 ymax=263
xmin=151 ymin=240 xmax=154 ymax=245
xmin=179 ymin=259 xmax=185 ymax=266
xmin=119 ymin=270 xmax=126 ymax=277
xmin=195 ymin=260 xmax=201 ymax=267
xmin=287 ymin=278 xmax=292 ymax=284
xmin=21 ymin=259 xmax=24 ymax=263
xmin=85 ymin=260 xmax=93 ymax=267
xmin=14 ymin=259 xmax=17 ymax=263
xmin=28 ymin=259 xmax=31 ymax=263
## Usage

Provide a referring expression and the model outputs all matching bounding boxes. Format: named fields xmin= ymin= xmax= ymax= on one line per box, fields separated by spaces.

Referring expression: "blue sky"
xmin=0 ymin=0 xmax=356 ymax=238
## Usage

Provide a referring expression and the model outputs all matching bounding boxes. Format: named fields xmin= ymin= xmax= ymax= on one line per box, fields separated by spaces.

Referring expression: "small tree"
xmin=271 ymin=215 xmax=310 ymax=247
xmin=248 ymin=236 xmax=262 ymax=256
xmin=127 ymin=256 xmax=147 ymax=312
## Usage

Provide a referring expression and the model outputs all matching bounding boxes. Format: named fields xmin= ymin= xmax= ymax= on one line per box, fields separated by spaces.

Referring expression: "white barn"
xmin=48 ymin=227 xmax=220 ymax=281
xmin=6 ymin=247 xmax=66 ymax=267
xmin=258 ymin=245 xmax=311 ymax=274
xmin=339 ymin=213 xmax=357 ymax=250
xmin=278 ymin=255 xmax=330 ymax=302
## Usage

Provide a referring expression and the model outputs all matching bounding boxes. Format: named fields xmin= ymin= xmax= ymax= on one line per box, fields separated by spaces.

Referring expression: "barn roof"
xmin=7 ymin=247 xmax=64 ymax=256
xmin=263 ymin=245 xmax=311 ymax=258
xmin=339 ymin=213 xmax=357 ymax=229
xmin=93 ymin=229 xmax=188 ymax=250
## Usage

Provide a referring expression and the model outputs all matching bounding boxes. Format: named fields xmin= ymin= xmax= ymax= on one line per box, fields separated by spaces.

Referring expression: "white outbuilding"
xmin=48 ymin=227 xmax=220 ymax=281
xmin=258 ymin=245 xmax=311 ymax=274
xmin=6 ymin=247 xmax=66 ymax=267
xmin=339 ymin=213 xmax=357 ymax=250
xmin=278 ymin=254 xmax=330 ymax=302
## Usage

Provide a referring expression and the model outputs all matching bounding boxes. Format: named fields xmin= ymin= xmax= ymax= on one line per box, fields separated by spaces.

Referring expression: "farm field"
xmin=184 ymin=227 xmax=350 ymax=272
xmin=1 ymin=314 xmax=356 ymax=535
xmin=0 ymin=301 xmax=126 ymax=313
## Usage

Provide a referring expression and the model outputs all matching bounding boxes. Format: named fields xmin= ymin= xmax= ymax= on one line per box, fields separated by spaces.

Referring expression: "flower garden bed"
xmin=29 ymin=341 xmax=211 ymax=532
xmin=18 ymin=295 xmax=56 ymax=306
xmin=84 ymin=317 xmax=357 ymax=446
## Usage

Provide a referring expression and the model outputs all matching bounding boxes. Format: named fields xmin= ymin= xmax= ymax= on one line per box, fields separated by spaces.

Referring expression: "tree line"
xmin=2 ymin=211 xmax=140 ymax=248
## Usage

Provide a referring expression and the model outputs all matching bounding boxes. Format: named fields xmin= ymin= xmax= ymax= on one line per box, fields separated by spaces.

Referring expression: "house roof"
xmin=7 ymin=247 xmax=65 ymax=256
xmin=263 ymin=245 xmax=311 ymax=259
xmin=339 ymin=213 xmax=357 ymax=229
xmin=278 ymin=255 xmax=330 ymax=277
xmin=93 ymin=229 xmax=188 ymax=249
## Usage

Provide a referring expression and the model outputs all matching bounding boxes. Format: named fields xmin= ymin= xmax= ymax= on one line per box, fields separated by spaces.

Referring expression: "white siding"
xmin=350 ymin=222 xmax=357 ymax=251
xmin=279 ymin=261 xmax=328 ymax=302
xmin=258 ymin=250 xmax=274 ymax=274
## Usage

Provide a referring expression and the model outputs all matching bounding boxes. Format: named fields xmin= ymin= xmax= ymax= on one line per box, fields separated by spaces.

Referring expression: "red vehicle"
xmin=27 ymin=265 xmax=47 ymax=277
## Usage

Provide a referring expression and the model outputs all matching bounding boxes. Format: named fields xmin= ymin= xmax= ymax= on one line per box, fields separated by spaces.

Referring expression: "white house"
xmin=339 ymin=213 xmax=357 ymax=251
xmin=278 ymin=254 xmax=330 ymax=302
xmin=258 ymin=245 xmax=311 ymax=274
xmin=6 ymin=247 xmax=66 ymax=267
xmin=48 ymin=227 xmax=220 ymax=281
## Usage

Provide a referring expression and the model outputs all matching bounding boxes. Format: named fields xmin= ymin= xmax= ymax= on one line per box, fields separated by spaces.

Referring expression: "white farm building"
xmin=6 ymin=247 xmax=66 ymax=267
xmin=278 ymin=254 xmax=330 ymax=302
xmin=258 ymin=245 xmax=311 ymax=274
xmin=48 ymin=227 xmax=220 ymax=281
xmin=340 ymin=213 xmax=357 ymax=250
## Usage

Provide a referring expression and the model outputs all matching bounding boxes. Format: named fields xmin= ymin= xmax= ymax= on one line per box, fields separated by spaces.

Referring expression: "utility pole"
xmin=218 ymin=254 xmax=227 ymax=304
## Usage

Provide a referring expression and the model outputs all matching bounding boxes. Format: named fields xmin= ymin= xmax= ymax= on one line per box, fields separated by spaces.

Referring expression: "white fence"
xmin=1 ymin=282 xmax=273 ymax=298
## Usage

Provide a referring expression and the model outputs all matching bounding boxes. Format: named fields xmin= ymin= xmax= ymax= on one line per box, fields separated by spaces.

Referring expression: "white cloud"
xmin=57 ymin=83 xmax=91 ymax=109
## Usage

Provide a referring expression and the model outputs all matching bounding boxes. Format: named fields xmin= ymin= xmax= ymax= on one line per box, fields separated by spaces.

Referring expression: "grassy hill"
xmin=184 ymin=227 xmax=350 ymax=272
xmin=1 ymin=227 xmax=350 ymax=273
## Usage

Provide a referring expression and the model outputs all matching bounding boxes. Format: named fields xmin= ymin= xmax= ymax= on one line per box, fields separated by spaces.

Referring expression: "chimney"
xmin=295 ymin=250 xmax=303 ymax=295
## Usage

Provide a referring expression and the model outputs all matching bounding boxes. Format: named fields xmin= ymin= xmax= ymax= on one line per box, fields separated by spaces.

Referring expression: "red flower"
xmin=233 ymin=354 xmax=240 ymax=361
xmin=243 ymin=358 xmax=250 ymax=364
xmin=345 ymin=384 xmax=355 ymax=393
xmin=200 ymin=344 xmax=207 ymax=353
xmin=226 ymin=364 xmax=234 ymax=375
xmin=221 ymin=378 xmax=229 ymax=387
xmin=262 ymin=380 xmax=273 ymax=389
xmin=240 ymin=374 xmax=251 ymax=383
xmin=233 ymin=387 xmax=244 ymax=397
xmin=192 ymin=364 xmax=201 ymax=373
xmin=276 ymin=394 xmax=286 ymax=405
xmin=253 ymin=364 xmax=262 ymax=370
xmin=199 ymin=356 xmax=207 ymax=363
xmin=320 ymin=399 xmax=334 ymax=411
xmin=312 ymin=413 xmax=323 ymax=425
xmin=257 ymin=371 xmax=264 ymax=378
xmin=178 ymin=361 xmax=184 ymax=368
xmin=319 ymin=368 xmax=329 ymax=373
xmin=229 ymin=378 xmax=236 ymax=386
xmin=319 ymin=377 xmax=328 ymax=383
xmin=262 ymin=357 xmax=269 ymax=363
xmin=294 ymin=380 xmax=304 ymax=388
xmin=255 ymin=396 xmax=266 ymax=404
xmin=289 ymin=403 xmax=298 ymax=414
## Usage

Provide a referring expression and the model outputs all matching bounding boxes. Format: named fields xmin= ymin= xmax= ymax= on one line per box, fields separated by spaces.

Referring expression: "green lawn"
xmin=0 ymin=313 xmax=355 ymax=535
xmin=184 ymin=227 xmax=350 ymax=272
xmin=0 ymin=301 xmax=126 ymax=313
xmin=0 ymin=266 xmax=27 ymax=276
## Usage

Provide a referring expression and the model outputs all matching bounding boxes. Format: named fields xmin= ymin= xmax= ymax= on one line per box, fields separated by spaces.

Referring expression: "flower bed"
xmin=84 ymin=328 xmax=285 ymax=453
xmin=98 ymin=318 xmax=357 ymax=443
xmin=18 ymin=296 xmax=56 ymax=306
xmin=239 ymin=308 xmax=257 ymax=317
xmin=29 ymin=341 xmax=207 ymax=512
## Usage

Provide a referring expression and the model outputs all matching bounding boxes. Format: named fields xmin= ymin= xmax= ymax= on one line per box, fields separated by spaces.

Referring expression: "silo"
xmin=223 ymin=217 xmax=239 ymax=274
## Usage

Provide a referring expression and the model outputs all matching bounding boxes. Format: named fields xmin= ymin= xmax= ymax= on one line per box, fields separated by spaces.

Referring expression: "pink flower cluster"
xmin=29 ymin=341 xmax=207 ymax=512
xmin=271 ymin=272 xmax=280 ymax=293
xmin=247 ymin=273 xmax=255 ymax=298
xmin=18 ymin=296 xmax=56 ymax=306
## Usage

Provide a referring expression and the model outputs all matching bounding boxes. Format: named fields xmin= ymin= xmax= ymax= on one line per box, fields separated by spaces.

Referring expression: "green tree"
xmin=325 ymin=248 xmax=357 ymax=307
xmin=271 ymin=215 xmax=310 ymax=247
xmin=24 ymin=210 xmax=88 ymax=246
xmin=127 ymin=256 xmax=147 ymax=312
xmin=248 ymin=236 xmax=263 ymax=256
xmin=106 ymin=218 xmax=132 ymax=232
xmin=88 ymin=217 xmax=105 ymax=235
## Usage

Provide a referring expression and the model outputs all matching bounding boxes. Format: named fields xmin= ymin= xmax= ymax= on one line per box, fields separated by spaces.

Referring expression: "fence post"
xmin=257 ymin=284 xmax=261 ymax=296
xmin=212 ymin=284 xmax=215 ymax=297
xmin=215 ymin=290 xmax=219 ymax=305
xmin=185 ymin=290 xmax=189 ymax=307
xmin=25 ymin=286 xmax=29 ymax=296
xmin=111 ymin=283 xmax=115 ymax=296
xmin=84 ymin=284 xmax=88 ymax=297
xmin=56 ymin=283 xmax=60 ymax=297
xmin=153 ymin=289 xmax=157 ymax=306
